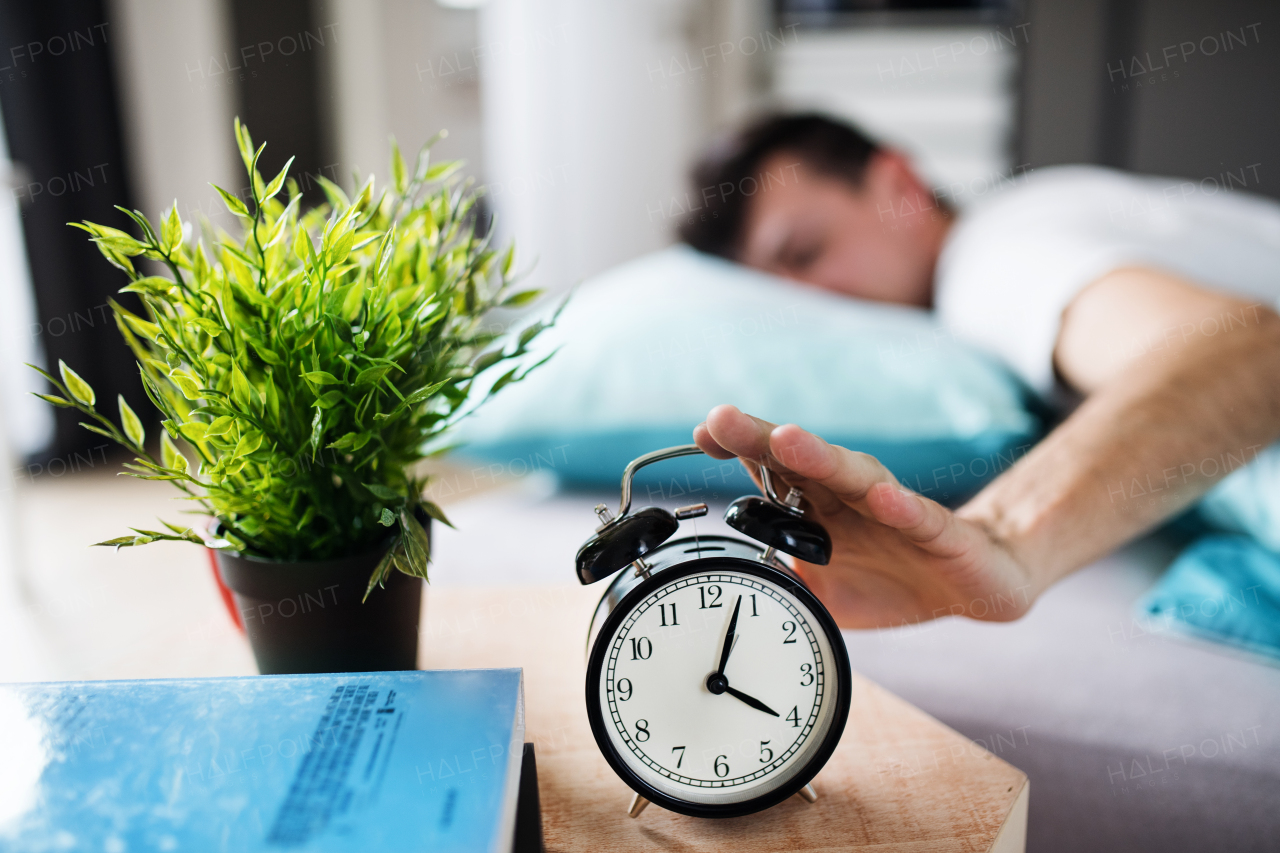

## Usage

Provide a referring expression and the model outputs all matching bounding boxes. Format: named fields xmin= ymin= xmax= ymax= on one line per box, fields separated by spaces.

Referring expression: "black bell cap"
xmin=723 ymin=496 xmax=832 ymax=565
xmin=575 ymin=507 xmax=679 ymax=584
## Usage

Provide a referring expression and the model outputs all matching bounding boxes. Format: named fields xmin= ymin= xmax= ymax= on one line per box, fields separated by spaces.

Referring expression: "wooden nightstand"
xmin=419 ymin=585 xmax=1028 ymax=852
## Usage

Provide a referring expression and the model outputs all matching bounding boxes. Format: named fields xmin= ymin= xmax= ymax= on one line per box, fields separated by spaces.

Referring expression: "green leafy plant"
xmin=30 ymin=119 xmax=557 ymax=599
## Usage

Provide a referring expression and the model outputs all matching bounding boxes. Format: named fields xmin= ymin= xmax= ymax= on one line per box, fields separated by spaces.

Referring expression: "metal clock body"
xmin=575 ymin=446 xmax=852 ymax=819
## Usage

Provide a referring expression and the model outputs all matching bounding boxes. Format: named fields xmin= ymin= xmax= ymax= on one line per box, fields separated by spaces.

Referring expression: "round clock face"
xmin=587 ymin=562 xmax=849 ymax=815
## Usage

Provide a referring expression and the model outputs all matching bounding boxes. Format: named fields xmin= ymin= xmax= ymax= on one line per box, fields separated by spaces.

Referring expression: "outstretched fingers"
xmin=692 ymin=420 xmax=733 ymax=460
xmin=695 ymin=405 xmax=778 ymax=462
xmin=695 ymin=406 xmax=835 ymax=510
xmin=767 ymin=423 xmax=973 ymax=559
xmin=863 ymin=483 xmax=969 ymax=558
xmin=765 ymin=422 xmax=900 ymax=502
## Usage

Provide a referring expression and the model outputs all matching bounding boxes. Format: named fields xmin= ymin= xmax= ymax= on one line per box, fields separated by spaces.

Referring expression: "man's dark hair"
xmin=678 ymin=113 xmax=879 ymax=260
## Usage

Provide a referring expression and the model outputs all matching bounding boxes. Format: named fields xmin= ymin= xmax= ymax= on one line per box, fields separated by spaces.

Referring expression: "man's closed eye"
xmin=780 ymin=239 xmax=824 ymax=272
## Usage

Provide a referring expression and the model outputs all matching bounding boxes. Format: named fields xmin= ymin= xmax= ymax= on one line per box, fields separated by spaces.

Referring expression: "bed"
xmin=429 ymin=478 xmax=1280 ymax=853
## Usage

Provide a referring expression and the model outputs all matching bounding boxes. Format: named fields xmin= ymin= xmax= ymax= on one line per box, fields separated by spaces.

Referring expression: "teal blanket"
xmin=1141 ymin=534 xmax=1280 ymax=661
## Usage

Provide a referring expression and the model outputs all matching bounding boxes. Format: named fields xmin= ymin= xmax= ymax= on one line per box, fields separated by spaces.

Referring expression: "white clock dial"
xmin=597 ymin=570 xmax=840 ymax=805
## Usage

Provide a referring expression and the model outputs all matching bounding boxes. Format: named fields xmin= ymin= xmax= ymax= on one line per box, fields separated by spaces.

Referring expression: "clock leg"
xmin=627 ymin=793 xmax=650 ymax=818
xmin=797 ymin=783 xmax=818 ymax=803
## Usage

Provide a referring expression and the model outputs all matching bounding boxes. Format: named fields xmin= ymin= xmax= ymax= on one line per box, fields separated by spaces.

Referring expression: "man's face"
xmin=737 ymin=151 xmax=946 ymax=308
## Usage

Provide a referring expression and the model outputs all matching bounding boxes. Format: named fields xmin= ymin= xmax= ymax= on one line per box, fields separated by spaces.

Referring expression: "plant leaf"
xmin=211 ymin=183 xmax=250 ymax=218
xmin=120 ymin=276 xmax=175 ymax=297
xmin=162 ymin=202 xmax=183 ymax=253
xmin=425 ymin=160 xmax=462 ymax=182
xmin=489 ymin=366 xmax=520 ymax=395
xmin=390 ymin=137 xmax=408 ymax=193
xmin=234 ymin=116 xmax=255 ymax=171
xmin=500 ymin=288 xmax=540 ymax=308
xmin=248 ymin=339 xmax=283 ymax=366
xmin=262 ymin=156 xmax=294 ymax=202
xmin=119 ymin=311 xmax=161 ymax=341
xmin=233 ymin=430 xmax=263 ymax=457
xmin=188 ymin=317 xmax=224 ymax=336
xmin=161 ymin=432 xmax=188 ymax=473
xmin=119 ymin=395 xmax=145 ymax=447
xmin=403 ymin=380 xmax=448 ymax=408
xmin=91 ymin=227 xmax=147 ymax=256
xmin=302 ymin=370 xmax=340 ymax=386
xmin=327 ymin=432 xmax=368 ymax=451
xmin=328 ymin=227 xmax=356 ymax=267
xmin=293 ymin=227 xmax=315 ymax=264
xmin=363 ymin=538 xmax=399 ymax=602
xmin=312 ymin=390 xmax=344 ymax=409
xmin=169 ymin=369 xmax=203 ymax=400
xmin=354 ymin=364 xmax=391 ymax=388
xmin=35 ymin=393 xmax=74 ymax=408
xmin=309 ymin=407 xmax=324 ymax=454
xmin=231 ymin=365 xmax=252 ymax=408
xmin=419 ymin=499 xmax=455 ymax=529
xmin=398 ymin=508 xmax=431 ymax=580
xmin=471 ymin=349 xmax=504 ymax=374
xmin=59 ymin=360 xmax=95 ymax=406
xmin=364 ymin=483 xmax=401 ymax=502
xmin=94 ymin=535 xmax=147 ymax=548
xmin=518 ymin=320 xmax=546 ymax=349
xmin=205 ymin=415 xmax=234 ymax=437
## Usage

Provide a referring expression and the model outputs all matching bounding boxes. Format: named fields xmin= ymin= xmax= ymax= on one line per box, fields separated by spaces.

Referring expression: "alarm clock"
xmin=576 ymin=445 xmax=851 ymax=819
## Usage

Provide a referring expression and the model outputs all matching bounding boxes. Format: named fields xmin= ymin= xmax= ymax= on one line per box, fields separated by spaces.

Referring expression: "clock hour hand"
xmin=724 ymin=685 xmax=780 ymax=718
xmin=716 ymin=595 xmax=743 ymax=676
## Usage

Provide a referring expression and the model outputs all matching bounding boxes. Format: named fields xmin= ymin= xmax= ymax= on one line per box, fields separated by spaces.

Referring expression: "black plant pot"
xmin=213 ymin=522 xmax=426 ymax=675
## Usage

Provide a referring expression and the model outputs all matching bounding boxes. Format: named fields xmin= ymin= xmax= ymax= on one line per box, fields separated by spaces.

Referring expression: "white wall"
xmin=772 ymin=24 xmax=1023 ymax=205
xmin=478 ymin=0 xmax=769 ymax=296
xmin=0 ymin=110 xmax=61 ymax=682
xmin=108 ymin=0 xmax=240 ymax=225
xmin=320 ymin=0 xmax=485 ymax=195
xmin=0 ymin=117 xmax=50 ymax=461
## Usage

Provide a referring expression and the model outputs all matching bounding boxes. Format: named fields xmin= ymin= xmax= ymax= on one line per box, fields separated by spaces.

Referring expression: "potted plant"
xmin=30 ymin=119 xmax=555 ymax=674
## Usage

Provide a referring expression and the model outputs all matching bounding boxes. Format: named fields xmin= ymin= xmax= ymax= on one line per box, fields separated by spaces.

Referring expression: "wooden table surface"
xmin=418 ymin=584 xmax=1028 ymax=853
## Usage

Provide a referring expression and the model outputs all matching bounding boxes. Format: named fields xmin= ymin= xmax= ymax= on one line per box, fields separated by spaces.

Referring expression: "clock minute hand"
xmin=716 ymin=595 xmax=743 ymax=676
xmin=724 ymin=685 xmax=780 ymax=717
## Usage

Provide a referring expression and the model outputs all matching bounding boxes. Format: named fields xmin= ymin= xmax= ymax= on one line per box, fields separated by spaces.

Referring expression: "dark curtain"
xmin=0 ymin=0 xmax=145 ymax=462
xmin=229 ymin=0 xmax=333 ymax=206
xmin=1019 ymin=0 xmax=1279 ymax=200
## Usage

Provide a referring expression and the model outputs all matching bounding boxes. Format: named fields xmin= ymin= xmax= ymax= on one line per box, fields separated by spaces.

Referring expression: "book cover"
xmin=0 ymin=669 xmax=525 ymax=852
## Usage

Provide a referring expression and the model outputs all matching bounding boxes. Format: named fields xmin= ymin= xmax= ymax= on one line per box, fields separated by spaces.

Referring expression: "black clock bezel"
xmin=584 ymin=554 xmax=852 ymax=819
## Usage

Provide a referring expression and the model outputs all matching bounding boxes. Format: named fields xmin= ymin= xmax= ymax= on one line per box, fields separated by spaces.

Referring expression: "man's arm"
xmin=695 ymin=268 xmax=1280 ymax=627
xmin=961 ymin=266 xmax=1280 ymax=592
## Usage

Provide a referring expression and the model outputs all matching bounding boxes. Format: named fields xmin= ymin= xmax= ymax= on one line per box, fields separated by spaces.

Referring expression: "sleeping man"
xmin=680 ymin=114 xmax=1280 ymax=629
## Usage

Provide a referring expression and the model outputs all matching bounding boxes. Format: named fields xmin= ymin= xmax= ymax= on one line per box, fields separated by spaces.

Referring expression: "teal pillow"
xmin=453 ymin=246 xmax=1042 ymax=505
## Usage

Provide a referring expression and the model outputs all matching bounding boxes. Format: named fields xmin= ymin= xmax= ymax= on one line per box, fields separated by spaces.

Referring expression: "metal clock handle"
xmin=604 ymin=444 xmax=805 ymax=523
xmin=757 ymin=463 xmax=805 ymax=515
xmin=607 ymin=444 xmax=705 ymax=522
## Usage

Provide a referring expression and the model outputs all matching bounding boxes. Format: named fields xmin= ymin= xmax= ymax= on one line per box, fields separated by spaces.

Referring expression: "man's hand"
xmin=698 ymin=270 xmax=1280 ymax=629
xmin=695 ymin=405 xmax=1039 ymax=629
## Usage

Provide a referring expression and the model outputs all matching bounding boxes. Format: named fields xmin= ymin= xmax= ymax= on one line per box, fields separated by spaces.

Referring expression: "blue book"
xmin=0 ymin=669 xmax=525 ymax=852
